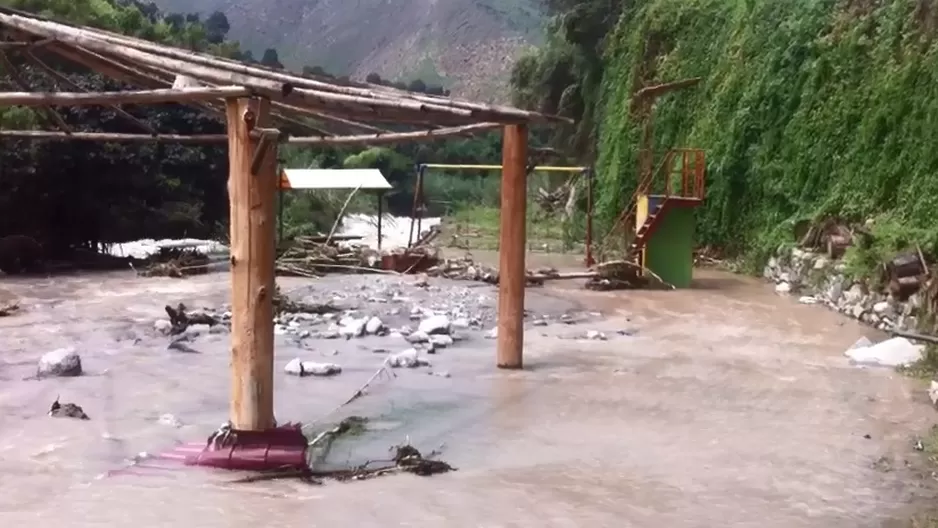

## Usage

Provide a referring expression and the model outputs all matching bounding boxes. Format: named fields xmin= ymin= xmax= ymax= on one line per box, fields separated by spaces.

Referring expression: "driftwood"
xmin=164 ymin=303 xmax=218 ymax=335
xmin=585 ymin=259 xmax=675 ymax=291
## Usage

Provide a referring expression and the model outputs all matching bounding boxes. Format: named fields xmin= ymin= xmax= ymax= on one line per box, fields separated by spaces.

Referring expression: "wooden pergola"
xmin=0 ymin=7 xmax=569 ymax=431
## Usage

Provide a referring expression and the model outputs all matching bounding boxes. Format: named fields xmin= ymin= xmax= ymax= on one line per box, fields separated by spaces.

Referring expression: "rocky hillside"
xmin=147 ymin=0 xmax=544 ymax=101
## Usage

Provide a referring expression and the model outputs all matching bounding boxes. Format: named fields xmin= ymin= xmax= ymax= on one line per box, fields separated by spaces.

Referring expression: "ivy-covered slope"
xmin=594 ymin=0 xmax=938 ymax=262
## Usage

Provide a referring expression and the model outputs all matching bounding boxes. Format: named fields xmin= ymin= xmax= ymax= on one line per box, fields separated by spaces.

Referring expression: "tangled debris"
xmin=231 ymin=442 xmax=455 ymax=485
xmin=276 ymin=237 xmax=381 ymax=278
xmin=138 ymin=248 xmax=212 ymax=278
xmin=0 ymin=299 xmax=19 ymax=317
xmin=584 ymin=260 xmax=674 ymax=291
xmin=425 ymin=255 xmax=570 ymax=286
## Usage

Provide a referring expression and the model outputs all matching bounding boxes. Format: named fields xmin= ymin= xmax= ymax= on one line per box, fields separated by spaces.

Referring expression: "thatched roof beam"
xmin=0 ymin=86 xmax=250 ymax=106
xmin=20 ymin=49 xmax=157 ymax=134
xmin=285 ymin=123 xmax=500 ymax=146
xmin=0 ymin=130 xmax=227 ymax=143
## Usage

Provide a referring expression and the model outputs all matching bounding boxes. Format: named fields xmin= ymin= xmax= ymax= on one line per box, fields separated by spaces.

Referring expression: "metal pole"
xmin=585 ymin=168 xmax=594 ymax=267
xmin=377 ymin=191 xmax=384 ymax=252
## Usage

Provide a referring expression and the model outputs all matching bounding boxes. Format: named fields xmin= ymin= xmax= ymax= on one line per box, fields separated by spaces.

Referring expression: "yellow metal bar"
xmin=421 ymin=163 xmax=587 ymax=172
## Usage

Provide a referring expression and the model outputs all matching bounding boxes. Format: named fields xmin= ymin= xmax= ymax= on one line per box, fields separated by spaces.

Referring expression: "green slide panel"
xmin=644 ymin=205 xmax=695 ymax=288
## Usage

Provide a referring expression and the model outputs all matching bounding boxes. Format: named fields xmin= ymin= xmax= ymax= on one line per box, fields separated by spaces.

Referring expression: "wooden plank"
xmin=226 ymin=97 xmax=277 ymax=430
xmin=497 ymin=124 xmax=528 ymax=369
xmin=0 ymin=130 xmax=226 ymax=143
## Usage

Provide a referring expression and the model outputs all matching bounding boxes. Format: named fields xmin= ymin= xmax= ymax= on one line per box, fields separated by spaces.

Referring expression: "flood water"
xmin=0 ymin=268 xmax=935 ymax=527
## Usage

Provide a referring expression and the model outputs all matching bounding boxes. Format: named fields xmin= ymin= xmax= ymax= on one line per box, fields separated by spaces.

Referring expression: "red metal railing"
xmin=596 ymin=148 xmax=706 ymax=262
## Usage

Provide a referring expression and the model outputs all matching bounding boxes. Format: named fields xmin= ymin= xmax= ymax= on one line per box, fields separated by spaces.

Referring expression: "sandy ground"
xmin=0 ymin=267 xmax=935 ymax=527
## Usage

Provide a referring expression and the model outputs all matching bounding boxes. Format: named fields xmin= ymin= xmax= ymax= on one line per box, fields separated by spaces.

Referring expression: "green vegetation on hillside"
xmin=513 ymin=0 xmax=938 ymax=269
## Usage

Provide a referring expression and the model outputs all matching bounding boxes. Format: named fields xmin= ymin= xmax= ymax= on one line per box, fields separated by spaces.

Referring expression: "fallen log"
xmin=888 ymin=329 xmax=938 ymax=345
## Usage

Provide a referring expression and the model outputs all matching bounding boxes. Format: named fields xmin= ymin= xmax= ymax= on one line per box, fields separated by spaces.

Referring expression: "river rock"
xmin=406 ymin=330 xmax=430 ymax=344
xmin=284 ymin=358 xmax=342 ymax=377
xmin=418 ymin=315 xmax=451 ymax=335
xmin=929 ymin=380 xmax=938 ymax=407
xmin=386 ymin=348 xmax=430 ymax=368
xmin=484 ymin=327 xmax=498 ymax=339
xmin=37 ymin=347 xmax=83 ymax=377
xmin=775 ymin=282 xmax=792 ymax=294
xmin=339 ymin=318 xmax=366 ymax=339
xmin=429 ymin=334 xmax=454 ymax=348
xmin=365 ymin=316 xmax=386 ymax=335
xmin=154 ymin=319 xmax=173 ymax=335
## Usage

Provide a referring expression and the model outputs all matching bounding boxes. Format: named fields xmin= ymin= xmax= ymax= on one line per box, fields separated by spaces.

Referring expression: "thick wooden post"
xmin=226 ymin=97 xmax=277 ymax=430
xmin=497 ymin=124 xmax=528 ymax=369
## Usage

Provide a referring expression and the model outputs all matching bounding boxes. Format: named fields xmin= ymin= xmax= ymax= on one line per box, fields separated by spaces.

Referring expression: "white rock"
xmin=873 ymin=301 xmax=892 ymax=314
xmin=339 ymin=319 xmax=366 ymax=338
xmin=406 ymin=330 xmax=430 ymax=344
xmin=418 ymin=314 xmax=452 ymax=335
xmin=798 ymin=296 xmax=818 ymax=304
xmin=386 ymin=348 xmax=431 ymax=369
xmin=775 ymin=282 xmax=792 ymax=294
xmin=813 ymin=257 xmax=829 ymax=270
xmin=929 ymin=380 xmax=938 ymax=407
xmin=851 ymin=304 xmax=866 ymax=319
xmin=843 ymin=284 xmax=864 ymax=305
xmin=37 ymin=347 xmax=82 ymax=377
xmin=484 ymin=327 xmax=498 ymax=339
xmin=365 ymin=316 xmax=385 ymax=335
xmin=274 ymin=324 xmax=289 ymax=335
xmin=586 ymin=330 xmax=607 ymax=341
xmin=153 ymin=319 xmax=173 ymax=335
xmin=848 ymin=336 xmax=874 ymax=350
xmin=429 ymin=334 xmax=454 ymax=348
xmin=844 ymin=337 xmax=924 ymax=368
xmin=284 ymin=358 xmax=342 ymax=377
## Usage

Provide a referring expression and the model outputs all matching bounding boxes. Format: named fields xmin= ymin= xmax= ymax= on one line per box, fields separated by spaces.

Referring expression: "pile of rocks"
xmin=763 ymin=247 xmax=922 ymax=332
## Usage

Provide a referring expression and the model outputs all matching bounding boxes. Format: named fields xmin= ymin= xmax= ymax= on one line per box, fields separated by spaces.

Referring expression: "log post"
xmin=226 ymin=97 xmax=278 ymax=430
xmin=497 ymin=124 xmax=528 ymax=369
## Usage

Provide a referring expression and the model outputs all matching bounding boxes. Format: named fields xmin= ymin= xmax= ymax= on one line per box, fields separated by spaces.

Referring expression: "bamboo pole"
xmin=22 ymin=49 xmax=157 ymax=135
xmin=285 ymin=123 xmax=499 ymax=145
xmin=227 ymin=96 xmax=277 ymax=431
xmin=497 ymin=124 xmax=528 ymax=369
xmin=0 ymin=86 xmax=251 ymax=106
xmin=0 ymin=130 xmax=228 ymax=142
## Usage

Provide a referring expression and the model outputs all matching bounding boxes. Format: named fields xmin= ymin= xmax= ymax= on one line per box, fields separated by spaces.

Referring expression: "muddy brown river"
xmin=0 ymin=268 xmax=935 ymax=527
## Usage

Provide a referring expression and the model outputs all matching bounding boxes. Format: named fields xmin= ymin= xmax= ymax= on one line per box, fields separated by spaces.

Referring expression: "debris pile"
xmin=425 ymin=255 xmax=566 ymax=286
xmin=138 ymin=247 xmax=212 ymax=278
xmin=276 ymin=236 xmax=381 ymax=277
xmin=585 ymin=260 xmax=674 ymax=291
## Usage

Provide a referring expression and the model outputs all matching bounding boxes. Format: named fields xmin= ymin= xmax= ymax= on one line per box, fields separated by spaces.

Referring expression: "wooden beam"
xmin=285 ymin=123 xmax=499 ymax=146
xmin=22 ymin=50 xmax=157 ymax=135
xmin=0 ymin=86 xmax=251 ymax=107
xmin=226 ymin=96 xmax=277 ymax=431
xmin=0 ymin=50 xmax=72 ymax=132
xmin=0 ymin=130 xmax=227 ymax=142
xmin=497 ymin=124 xmax=528 ymax=369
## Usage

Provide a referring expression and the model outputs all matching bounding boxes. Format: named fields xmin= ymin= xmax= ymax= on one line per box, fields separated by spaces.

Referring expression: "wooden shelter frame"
xmin=0 ymin=6 xmax=569 ymax=432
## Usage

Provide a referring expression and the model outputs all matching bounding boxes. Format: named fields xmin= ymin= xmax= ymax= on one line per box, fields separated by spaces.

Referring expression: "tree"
xmin=260 ymin=48 xmax=283 ymax=69
xmin=204 ymin=11 xmax=230 ymax=44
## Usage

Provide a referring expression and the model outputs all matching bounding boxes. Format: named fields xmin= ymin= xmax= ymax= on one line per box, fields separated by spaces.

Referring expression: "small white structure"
xmin=278 ymin=168 xmax=393 ymax=250
xmin=279 ymin=168 xmax=392 ymax=191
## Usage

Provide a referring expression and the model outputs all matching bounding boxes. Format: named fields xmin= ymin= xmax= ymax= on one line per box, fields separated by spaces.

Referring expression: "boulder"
xmin=37 ymin=347 xmax=83 ymax=377
xmin=418 ymin=315 xmax=451 ymax=335
xmin=386 ymin=348 xmax=431 ymax=369
xmin=284 ymin=358 xmax=342 ymax=377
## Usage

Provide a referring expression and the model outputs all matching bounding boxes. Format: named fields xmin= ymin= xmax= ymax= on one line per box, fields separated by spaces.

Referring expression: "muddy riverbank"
xmin=0 ymin=269 xmax=935 ymax=527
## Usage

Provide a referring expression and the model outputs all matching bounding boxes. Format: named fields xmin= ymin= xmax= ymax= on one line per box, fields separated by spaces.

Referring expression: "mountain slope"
xmin=148 ymin=0 xmax=544 ymax=101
